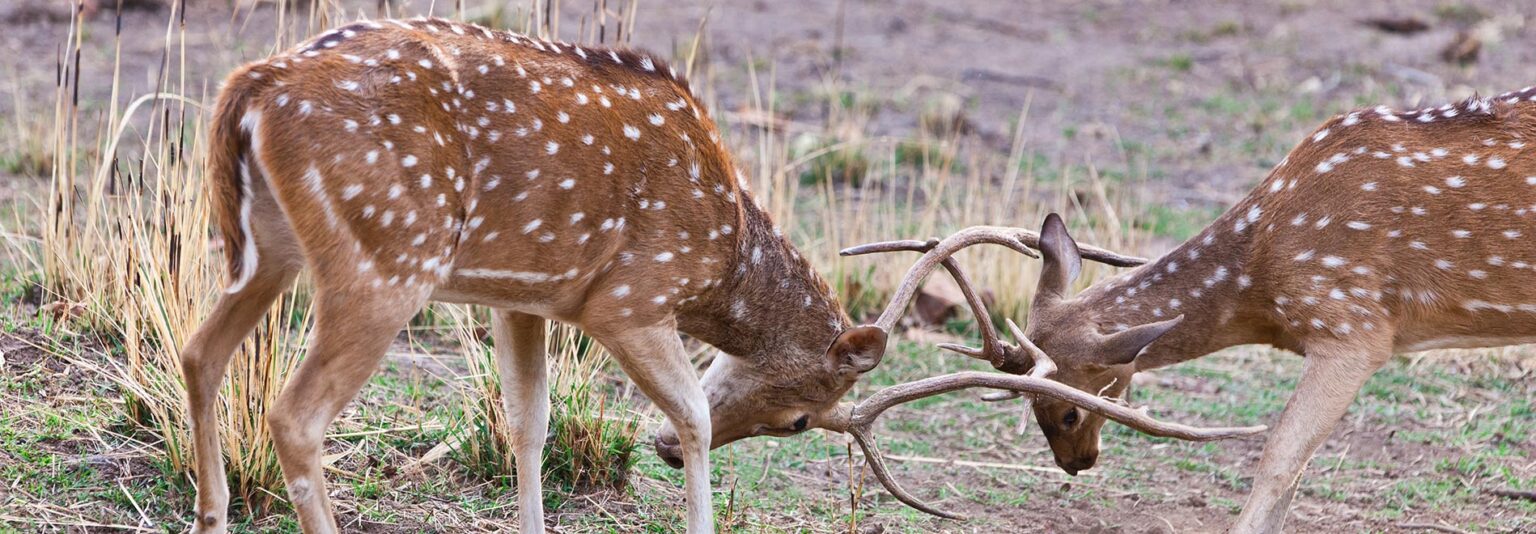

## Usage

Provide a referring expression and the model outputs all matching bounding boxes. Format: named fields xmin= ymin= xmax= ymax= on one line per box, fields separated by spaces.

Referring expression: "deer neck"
xmin=675 ymin=199 xmax=850 ymax=365
xmin=1075 ymin=208 xmax=1278 ymax=370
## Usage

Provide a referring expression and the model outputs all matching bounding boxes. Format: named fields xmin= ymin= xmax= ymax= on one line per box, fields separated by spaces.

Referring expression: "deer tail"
xmin=207 ymin=65 xmax=268 ymax=294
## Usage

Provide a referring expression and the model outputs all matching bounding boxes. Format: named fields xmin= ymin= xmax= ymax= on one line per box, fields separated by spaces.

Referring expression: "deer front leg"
xmin=267 ymin=288 xmax=425 ymax=534
xmin=489 ymin=310 xmax=550 ymax=533
xmin=181 ymin=267 xmax=297 ymax=534
xmin=1232 ymin=341 xmax=1390 ymax=534
xmin=595 ymin=322 xmax=714 ymax=534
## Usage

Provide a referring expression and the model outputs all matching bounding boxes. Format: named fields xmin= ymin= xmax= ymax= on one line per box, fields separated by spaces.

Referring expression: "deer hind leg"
xmin=267 ymin=287 xmax=427 ymax=534
xmin=489 ymin=310 xmax=550 ymax=533
xmin=1232 ymin=340 xmax=1391 ymax=534
xmin=592 ymin=322 xmax=714 ymax=534
xmin=183 ymin=182 xmax=302 ymax=534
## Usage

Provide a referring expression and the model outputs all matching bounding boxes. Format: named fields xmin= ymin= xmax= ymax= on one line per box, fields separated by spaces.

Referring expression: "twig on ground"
xmin=1486 ymin=488 xmax=1536 ymax=502
xmin=1396 ymin=522 xmax=1471 ymax=534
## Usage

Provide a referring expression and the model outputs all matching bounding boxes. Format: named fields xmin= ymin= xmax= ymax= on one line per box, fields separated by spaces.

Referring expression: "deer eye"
xmin=792 ymin=415 xmax=810 ymax=431
xmin=1062 ymin=409 xmax=1080 ymax=426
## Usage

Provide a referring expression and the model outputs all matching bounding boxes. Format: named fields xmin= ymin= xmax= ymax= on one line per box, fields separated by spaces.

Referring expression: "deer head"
xmin=653 ymin=322 xmax=890 ymax=467
xmin=648 ymin=205 xmax=895 ymax=467
xmin=1022 ymin=214 xmax=1183 ymax=474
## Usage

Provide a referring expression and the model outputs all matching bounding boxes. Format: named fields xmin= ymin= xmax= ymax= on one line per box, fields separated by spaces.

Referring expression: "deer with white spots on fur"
xmin=851 ymin=88 xmax=1536 ymax=533
xmin=183 ymin=17 xmax=1272 ymax=533
xmin=188 ymin=17 xmax=888 ymax=534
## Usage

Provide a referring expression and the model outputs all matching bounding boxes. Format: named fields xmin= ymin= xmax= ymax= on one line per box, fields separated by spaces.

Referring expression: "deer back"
xmin=233 ymin=18 xmax=746 ymax=325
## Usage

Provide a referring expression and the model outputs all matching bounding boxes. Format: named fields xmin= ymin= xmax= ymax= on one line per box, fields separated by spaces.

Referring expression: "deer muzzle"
xmin=653 ymin=434 xmax=685 ymax=469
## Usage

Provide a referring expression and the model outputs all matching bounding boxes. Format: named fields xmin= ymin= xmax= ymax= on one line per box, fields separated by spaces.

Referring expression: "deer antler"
xmin=840 ymin=226 xmax=1136 ymax=375
xmin=819 ymin=371 xmax=1267 ymax=519
xmin=841 ymin=225 xmax=1145 ymax=332
xmin=835 ymin=226 xmax=1261 ymax=519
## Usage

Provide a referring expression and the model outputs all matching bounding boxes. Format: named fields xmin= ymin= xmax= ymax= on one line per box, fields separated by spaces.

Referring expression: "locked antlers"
xmin=833 ymin=224 xmax=1265 ymax=519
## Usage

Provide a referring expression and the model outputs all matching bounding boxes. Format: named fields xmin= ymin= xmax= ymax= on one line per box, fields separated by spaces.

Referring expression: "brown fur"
xmin=1023 ymin=88 xmax=1536 ymax=533
xmin=185 ymin=18 xmax=885 ymax=534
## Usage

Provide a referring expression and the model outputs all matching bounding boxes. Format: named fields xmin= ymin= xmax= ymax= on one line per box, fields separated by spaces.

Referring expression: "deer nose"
xmin=654 ymin=435 xmax=684 ymax=469
xmin=1056 ymin=455 xmax=1097 ymax=476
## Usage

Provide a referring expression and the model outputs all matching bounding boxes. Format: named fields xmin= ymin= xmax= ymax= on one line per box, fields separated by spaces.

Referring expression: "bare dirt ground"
xmin=1 ymin=0 xmax=1534 ymax=532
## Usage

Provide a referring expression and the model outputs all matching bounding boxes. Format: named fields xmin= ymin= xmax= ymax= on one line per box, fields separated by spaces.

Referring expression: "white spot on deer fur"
xmin=559 ymin=178 xmax=576 ymax=189
xmin=1312 ymin=129 xmax=1329 ymax=142
xmin=1295 ymin=250 xmax=1315 ymax=262
xmin=341 ymin=184 xmax=363 ymax=201
xmin=1423 ymin=185 xmax=1442 ymax=195
xmin=1290 ymin=213 xmax=1307 ymax=226
xmin=649 ymin=113 xmax=665 ymax=126
xmin=1446 ymin=176 xmax=1466 ymax=188
xmin=570 ymin=212 xmax=585 ymax=224
xmin=1452 ymin=229 xmax=1471 ymax=238
xmin=613 ymin=285 xmax=631 ymax=298
xmin=523 ymin=219 xmax=543 ymax=234
xmin=1346 ymin=221 xmax=1371 ymax=230
xmin=402 ymin=155 xmax=418 ymax=167
xmin=655 ymin=252 xmax=675 ymax=262
xmin=455 ymin=269 xmax=558 ymax=283
xmin=1321 ymin=256 xmax=1346 ymax=268
xmin=1314 ymin=216 xmax=1331 ymax=229
xmin=1410 ymin=241 xmax=1429 ymax=250
xmin=623 ymin=124 xmax=641 ymax=140
xmin=1361 ymin=182 xmax=1377 ymax=191
xmin=1488 ymin=157 xmax=1507 ymax=169
xmin=1469 ymin=269 xmax=1488 ymax=279
xmin=1504 ymin=230 xmax=1523 ymax=239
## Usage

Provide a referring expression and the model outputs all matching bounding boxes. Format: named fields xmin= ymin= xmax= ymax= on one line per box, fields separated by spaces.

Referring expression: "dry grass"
xmin=10 ymin=0 xmax=1166 ymax=530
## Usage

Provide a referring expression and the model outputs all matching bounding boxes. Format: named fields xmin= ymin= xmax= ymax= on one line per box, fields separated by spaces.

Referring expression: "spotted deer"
xmin=185 ymin=17 xmax=898 ymax=534
xmin=182 ymin=17 xmax=1269 ymax=533
xmin=851 ymin=88 xmax=1536 ymax=532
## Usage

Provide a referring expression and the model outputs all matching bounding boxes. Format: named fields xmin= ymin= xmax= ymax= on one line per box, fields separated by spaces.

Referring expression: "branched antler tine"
xmin=836 ymin=238 xmax=946 ymax=257
xmin=936 ymin=342 xmax=987 ymax=359
xmin=938 ymin=257 xmax=1007 ymax=365
xmin=1005 ymin=318 xmax=1056 ymax=379
xmin=846 ymin=426 xmax=965 ymax=520
xmin=839 ymin=371 xmax=1264 ymax=518
xmin=1002 ymin=226 xmax=1148 ymax=267
xmin=851 ymin=372 xmax=1267 ymax=442
xmin=840 ymin=228 xmax=1041 ymax=333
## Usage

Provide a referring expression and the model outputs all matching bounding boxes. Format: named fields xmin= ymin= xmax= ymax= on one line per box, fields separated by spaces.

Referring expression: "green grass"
xmin=3 ymin=317 xmax=1533 ymax=532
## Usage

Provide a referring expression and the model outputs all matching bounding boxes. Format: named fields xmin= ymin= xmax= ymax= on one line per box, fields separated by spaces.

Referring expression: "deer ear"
xmin=826 ymin=326 xmax=889 ymax=376
xmin=1099 ymin=315 xmax=1182 ymax=366
xmin=1036 ymin=213 xmax=1083 ymax=301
